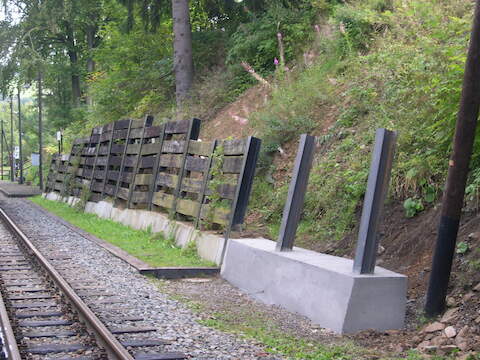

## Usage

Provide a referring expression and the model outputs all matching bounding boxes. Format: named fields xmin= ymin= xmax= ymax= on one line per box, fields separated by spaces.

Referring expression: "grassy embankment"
xmin=30 ymin=196 xmax=214 ymax=268
xmin=248 ymin=0 xmax=476 ymax=249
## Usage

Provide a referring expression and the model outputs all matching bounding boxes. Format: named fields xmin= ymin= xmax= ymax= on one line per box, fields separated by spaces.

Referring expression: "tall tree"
xmin=172 ymin=0 xmax=193 ymax=106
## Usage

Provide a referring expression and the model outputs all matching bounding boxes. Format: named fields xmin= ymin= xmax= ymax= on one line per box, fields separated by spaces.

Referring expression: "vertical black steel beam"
xmin=38 ymin=72 xmax=43 ymax=190
xmin=9 ymin=96 xmax=14 ymax=181
xmin=1 ymin=118 xmax=3 ymax=181
xmin=353 ymin=128 xmax=397 ymax=274
xmin=276 ymin=134 xmax=316 ymax=251
xmin=219 ymin=136 xmax=262 ymax=265
xmin=17 ymin=87 xmax=23 ymax=184
xmin=425 ymin=1 xmax=480 ymax=317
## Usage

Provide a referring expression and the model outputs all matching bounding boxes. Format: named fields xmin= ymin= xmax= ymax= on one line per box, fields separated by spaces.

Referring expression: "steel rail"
xmin=0 ymin=208 xmax=135 ymax=360
xmin=0 ymin=288 xmax=21 ymax=360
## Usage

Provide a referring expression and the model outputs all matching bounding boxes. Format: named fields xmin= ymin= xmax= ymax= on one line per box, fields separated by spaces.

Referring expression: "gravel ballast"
xmin=0 ymin=196 xmax=281 ymax=360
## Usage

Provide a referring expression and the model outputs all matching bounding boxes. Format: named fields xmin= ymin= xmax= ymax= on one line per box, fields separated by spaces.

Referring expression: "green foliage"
xmin=403 ymin=198 xmax=424 ymax=218
xmin=227 ymin=2 xmax=317 ymax=75
xmin=248 ymin=0 xmax=476 ymax=244
xmin=456 ymin=241 xmax=469 ymax=255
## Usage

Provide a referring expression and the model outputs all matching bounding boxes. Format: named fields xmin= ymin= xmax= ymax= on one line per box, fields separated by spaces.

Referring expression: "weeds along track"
xmin=0 ymin=207 xmax=186 ymax=360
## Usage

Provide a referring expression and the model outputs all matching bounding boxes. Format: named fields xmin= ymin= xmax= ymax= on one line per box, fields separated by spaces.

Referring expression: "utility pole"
xmin=9 ymin=96 xmax=14 ymax=181
xmin=38 ymin=72 xmax=43 ymax=190
xmin=17 ymin=86 xmax=23 ymax=184
xmin=1 ymin=116 xmax=3 ymax=181
xmin=425 ymin=0 xmax=480 ymax=317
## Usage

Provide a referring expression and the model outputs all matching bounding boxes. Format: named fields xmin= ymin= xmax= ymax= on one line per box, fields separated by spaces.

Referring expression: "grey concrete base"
xmin=221 ymin=238 xmax=407 ymax=334
xmin=44 ymin=192 xmax=226 ymax=265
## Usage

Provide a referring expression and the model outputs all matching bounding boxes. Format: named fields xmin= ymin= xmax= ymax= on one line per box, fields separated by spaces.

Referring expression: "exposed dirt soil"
xmin=199 ymin=84 xmax=271 ymax=141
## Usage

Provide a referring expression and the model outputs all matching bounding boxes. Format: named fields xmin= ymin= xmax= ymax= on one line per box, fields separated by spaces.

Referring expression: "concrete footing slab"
xmin=221 ymin=238 xmax=407 ymax=334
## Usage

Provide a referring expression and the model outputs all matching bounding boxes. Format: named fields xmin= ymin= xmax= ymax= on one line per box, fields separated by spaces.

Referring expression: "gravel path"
xmin=0 ymin=196 xmax=281 ymax=360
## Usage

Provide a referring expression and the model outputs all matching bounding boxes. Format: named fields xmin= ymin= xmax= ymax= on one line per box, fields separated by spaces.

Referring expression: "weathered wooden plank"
xmin=140 ymin=156 xmax=155 ymax=168
xmin=91 ymin=182 xmax=104 ymax=192
xmin=188 ymin=141 xmax=213 ymax=156
xmin=165 ymin=119 xmax=190 ymax=134
xmin=223 ymin=139 xmax=247 ymax=156
xmin=114 ymin=119 xmax=131 ymax=130
xmin=120 ymin=172 xmax=134 ymax=183
xmin=200 ymin=204 xmax=230 ymax=225
xmin=131 ymin=192 xmax=149 ymax=203
xmin=176 ymin=198 xmax=200 ymax=217
xmin=95 ymin=157 xmax=108 ymax=166
xmin=110 ymin=144 xmax=125 ymax=154
xmin=181 ymin=177 xmax=203 ymax=194
xmin=104 ymin=184 xmax=116 ymax=196
xmin=152 ymin=192 xmax=174 ymax=209
xmin=94 ymin=170 xmax=105 ymax=180
xmin=185 ymin=156 xmax=208 ymax=173
xmin=117 ymin=187 xmax=129 ymax=200
xmin=135 ymin=174 xmax=152 ymax=185
xmin=140 ymin=142 xmax=161 ymax=156
xmin=162 ymin=140 xmax=186 ymax=154
xmin=156 ymin=173 xmax=178 ymax=188
xmin=126 ymin=144 xmax=141 ymax=155
xmin=143 ymin=126 xmax=162 ymax=138
xmin=158 ymin=154 xmax=183 ymax=168
xmin=206 ymin=183 xmax=237 ymax=200
xmin=113 ymin=129 xmax=128 ymax=140
xmin=223 ymin=156 xmax=243 ymax=174
xmin=130 ymin=120 xmax=145 ymax=129
xmin=107 ymin=170 xmax=120 ymax=181
xmin=108 ymin=156 xmax=122 ymax=167
xmin=129 ymin=128 xmax=143 ymax=139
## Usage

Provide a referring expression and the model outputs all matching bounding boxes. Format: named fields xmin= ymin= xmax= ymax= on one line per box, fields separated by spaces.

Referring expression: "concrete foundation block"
xmin=221 ymin=238 xmax=407 ymax=334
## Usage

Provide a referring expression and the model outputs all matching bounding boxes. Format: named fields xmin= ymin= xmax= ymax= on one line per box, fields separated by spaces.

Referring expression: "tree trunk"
xmin=86 ymin=25 xmax=96 ymax=106
xmin=172 ymin=0 xmax=194 ymax=109
xmin=66 ymin=22 xmax=81 ymax=106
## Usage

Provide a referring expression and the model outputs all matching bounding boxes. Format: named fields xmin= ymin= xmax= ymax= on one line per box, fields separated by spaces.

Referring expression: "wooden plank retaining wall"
xmin=45 ymin=117 xmax=261 ymax=232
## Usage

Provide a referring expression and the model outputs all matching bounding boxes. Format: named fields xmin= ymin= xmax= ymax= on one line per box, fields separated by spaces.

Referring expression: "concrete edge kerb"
xmin=43 ymin=192 xmax=229 ymax=265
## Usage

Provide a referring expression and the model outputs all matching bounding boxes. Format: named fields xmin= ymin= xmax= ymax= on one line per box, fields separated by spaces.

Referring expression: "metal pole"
xmin=1 ymin=117 xmax=3 ymax=181
xmin=276 ymin=134 xmax=315 ymax=251
xmin=353 ymin=128 xmax=397 ymax=274
xmin=425 ymin=0 xmax=480 ymax=317
xmin=38 ymin=72 xmax=43 ymax=190
xmin=17 ymin=86 xmax=23 ymax=184
xmin=9 ymin=96 xmax=14 ymax=181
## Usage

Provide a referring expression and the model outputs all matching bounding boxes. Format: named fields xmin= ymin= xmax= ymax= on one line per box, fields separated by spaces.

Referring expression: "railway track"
xmin=0 ymin=207 xmax=186 ymax=360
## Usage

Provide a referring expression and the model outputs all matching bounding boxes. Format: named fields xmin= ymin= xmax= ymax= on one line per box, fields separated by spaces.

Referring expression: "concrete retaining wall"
xmin=221 ymin=238 xmax=407 ymax=334
xmin=44 ymin=192 xmax=225 ymax=265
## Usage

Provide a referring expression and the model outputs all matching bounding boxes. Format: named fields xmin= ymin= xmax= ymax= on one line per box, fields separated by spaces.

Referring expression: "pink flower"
xmin=274 ymin=58 xmax=279 ymax=66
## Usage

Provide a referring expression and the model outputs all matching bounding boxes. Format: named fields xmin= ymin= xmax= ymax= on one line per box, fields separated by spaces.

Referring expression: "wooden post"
xmin=100 ymin=123 xmax=116 ymax=198
xmin=425 ymin=0 xmax=480 ymax=317
xmin=127 ymin=116 xmax=153 ymax=208
xmin=276 ymin=134 xmax=315 ymax=251
xmin=194 ymin=140 xmax=218 ymax=228
xmin=147 ymin=125 xmax=167 ymax=211
xmin=113 ymin=120 xmax=133 ymax=203
xmin=171 ymin=118 xmax=201 ymax=216
xmin=353 ymin=129 xmax=397 ymax=274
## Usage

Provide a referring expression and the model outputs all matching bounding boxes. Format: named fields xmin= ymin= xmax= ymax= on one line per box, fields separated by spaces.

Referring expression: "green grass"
xmin=29 ymin=196 xmax=215 ymax=268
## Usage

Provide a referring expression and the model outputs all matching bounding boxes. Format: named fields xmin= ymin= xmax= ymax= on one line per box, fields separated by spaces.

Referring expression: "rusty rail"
xmin=0 ymin=208 xmax=134 ymax=360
